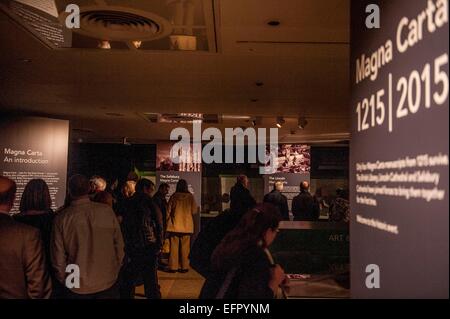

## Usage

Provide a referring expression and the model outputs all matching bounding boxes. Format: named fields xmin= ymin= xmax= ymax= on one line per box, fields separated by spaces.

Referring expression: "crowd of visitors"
xmin=0 ymin=173 xmax=197 ymax=299
xmin=0 ymin=172 xmax=348 ymax=299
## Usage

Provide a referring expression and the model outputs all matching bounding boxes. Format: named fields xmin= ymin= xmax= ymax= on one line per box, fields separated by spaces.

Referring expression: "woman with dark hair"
xmin=14 ymin=179 xmax=54 ymax=248
xmin=166 ymin=179 xmax=198 ymax=273
xmin=199 ymin=203 xmax=286 ymax=299
xmin=13 ymin=179 xmax=60 ymax=297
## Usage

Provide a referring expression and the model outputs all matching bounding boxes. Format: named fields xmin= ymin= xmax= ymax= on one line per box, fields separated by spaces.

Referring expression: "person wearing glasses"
xmin=199 ymin=203 xmax=286 ymax=299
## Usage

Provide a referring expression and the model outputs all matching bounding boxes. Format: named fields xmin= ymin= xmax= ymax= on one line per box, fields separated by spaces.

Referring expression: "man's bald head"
xmin=300 ymin=181 xmax=310 ymax=192
xmin=0 ymin=176 xmax=17 ymax=212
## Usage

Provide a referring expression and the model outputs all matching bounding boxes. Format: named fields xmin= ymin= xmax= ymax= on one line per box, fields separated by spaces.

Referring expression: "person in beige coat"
xmin=166 ymin=179 xmax=198 ymax=273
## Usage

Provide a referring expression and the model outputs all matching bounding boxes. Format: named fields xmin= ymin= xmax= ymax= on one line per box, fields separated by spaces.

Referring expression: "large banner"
xmin=351 ymin=0 xmax=448 ymax=298
xmin=0 ymin=117 xmax=69 ymax=213
xmin=263 ymin=144 xmax=311 ymax=214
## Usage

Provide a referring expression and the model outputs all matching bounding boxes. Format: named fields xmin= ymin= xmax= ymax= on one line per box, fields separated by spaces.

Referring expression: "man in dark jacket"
xmin=0 ymin=176 xmax=52 ymax=299
xmin=190 ymin=207 xmax=245 ymax=278
xmin=263 ymin=181 xmax=289 ymax=220
xmin=152 ymin=183 xmax=170 ymax=270
xmin=230 ymin=175 xmax=256 ymax=215
xmin=291 ymin=181 xmax=320 ymax=221
xmin=120 ymin=179 xmax=163 ymax=299
xmin=190 ymin=176 xmax=256 ymax=278
xmin=152 ymin=183 xmax=169 ymax=231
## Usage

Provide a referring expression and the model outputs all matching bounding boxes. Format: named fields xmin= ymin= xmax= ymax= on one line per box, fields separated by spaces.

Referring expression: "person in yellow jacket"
xmin=166 ymin=179 xmax=198 ymax=273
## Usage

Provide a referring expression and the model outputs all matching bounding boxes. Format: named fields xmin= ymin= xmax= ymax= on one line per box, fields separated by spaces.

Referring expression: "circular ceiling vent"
xmin=70 ymin=6 xmax=173 ymax=42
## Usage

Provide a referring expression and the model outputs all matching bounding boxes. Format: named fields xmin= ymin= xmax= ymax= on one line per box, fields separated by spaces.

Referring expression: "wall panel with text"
xmin=350 ymin=0 xmax=448 ymax=298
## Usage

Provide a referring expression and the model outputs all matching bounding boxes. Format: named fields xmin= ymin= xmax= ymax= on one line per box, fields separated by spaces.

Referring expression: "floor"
xmin=135 ymin=268 xmax=205 ymax=299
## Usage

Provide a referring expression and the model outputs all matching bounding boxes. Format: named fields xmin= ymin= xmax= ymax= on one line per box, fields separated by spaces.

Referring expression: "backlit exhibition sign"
xmin=0 ymin=117 xmax=69 ymax=213
xmin=350 ymin=0 xmax=449 ymax=298
xmin=263 ymin=144 xmax=311 ymax=213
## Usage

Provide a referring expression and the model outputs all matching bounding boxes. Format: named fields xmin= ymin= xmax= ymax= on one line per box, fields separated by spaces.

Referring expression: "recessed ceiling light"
xmin=267 ymin=20 xmax=281 ymax=27
xmin=19 ymin=58 xmax=32 ymax=63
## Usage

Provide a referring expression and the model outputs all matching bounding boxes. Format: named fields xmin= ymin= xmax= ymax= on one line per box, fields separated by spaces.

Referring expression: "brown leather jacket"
xmin=0 ymin=213 xmax=52 ymax=299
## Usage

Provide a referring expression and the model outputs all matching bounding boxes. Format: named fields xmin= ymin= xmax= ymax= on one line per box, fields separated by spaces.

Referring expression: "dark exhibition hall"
xmin=0 ymin=0 xmax=448 ymax=308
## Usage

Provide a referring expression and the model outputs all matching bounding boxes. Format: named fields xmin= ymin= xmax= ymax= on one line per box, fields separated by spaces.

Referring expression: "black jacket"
xmin=291 ymin=190 xmax=320 ymax=221
xmin=199 ymin=246 xmax=274 ymax=299
xmin=230 ymin=183 xmax=256 ymax=215
xmin=152 ymin=191 xmax=168 ymax=229
xmin=263 ymin=190 xmax=289 ymax=220
xmin=121 ymin=193 xmax=163 ymax=257
xmin=190 ymin=208 xmax=245 ymax=277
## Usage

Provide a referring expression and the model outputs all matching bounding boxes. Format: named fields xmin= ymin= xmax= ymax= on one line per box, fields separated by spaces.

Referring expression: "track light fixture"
xmin=276 ymin=117 xmax=285 ymax=128
xmin=298 ymin=117 xmax=308 ymax=129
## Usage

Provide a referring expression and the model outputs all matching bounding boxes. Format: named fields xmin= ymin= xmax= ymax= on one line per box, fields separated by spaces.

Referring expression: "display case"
xmin=270 ymin=221 xmax=350 ymax=298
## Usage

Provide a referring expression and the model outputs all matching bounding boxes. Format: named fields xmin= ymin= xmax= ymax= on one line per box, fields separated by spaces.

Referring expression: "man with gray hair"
xmin=90 ymin=175 xmax=107 ymax=193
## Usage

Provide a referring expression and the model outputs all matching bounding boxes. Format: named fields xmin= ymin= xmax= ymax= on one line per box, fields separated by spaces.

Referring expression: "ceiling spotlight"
xmin=98 ymin=40 xmax=111 ymax=49
xmin=276 ymin=117 xmax=285 ymax=128
xmin=132 ymin=40 xmax=142 ymax=49
xmin=298 ymin=117 xmax=308 ymax=129
xmin=250 ymin=116 xmax=262 ymax=126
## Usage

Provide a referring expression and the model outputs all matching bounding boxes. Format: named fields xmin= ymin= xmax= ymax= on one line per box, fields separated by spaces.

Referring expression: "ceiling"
xmin=0 ymin=0 xmax=350 ymax=144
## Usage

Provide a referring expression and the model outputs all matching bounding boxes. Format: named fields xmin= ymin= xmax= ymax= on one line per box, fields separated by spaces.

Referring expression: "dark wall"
xmin=68 ymin=143 xmax=156 ymax=183
xmin=310 ymin=146 xmax=349 ymax=179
